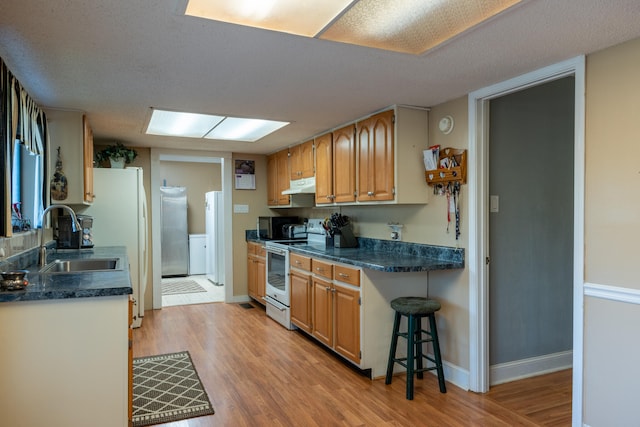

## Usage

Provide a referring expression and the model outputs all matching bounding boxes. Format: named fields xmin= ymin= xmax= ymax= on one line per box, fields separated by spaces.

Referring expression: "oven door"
xmin=265 ymin=244 xmax=290 ymax=306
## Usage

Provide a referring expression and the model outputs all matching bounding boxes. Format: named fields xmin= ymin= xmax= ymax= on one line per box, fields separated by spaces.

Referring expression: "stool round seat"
xmin=390 ymin=297 xmax=441 ymax=315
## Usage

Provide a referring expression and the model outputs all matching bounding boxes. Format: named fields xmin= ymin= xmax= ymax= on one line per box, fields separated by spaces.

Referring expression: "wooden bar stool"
xmin=385 ymin=296 xmax=446 ymax=400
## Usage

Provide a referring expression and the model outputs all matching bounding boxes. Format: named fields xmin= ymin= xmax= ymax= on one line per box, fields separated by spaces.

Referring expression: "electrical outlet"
xmin=387 ymin=223 xmax=403 ymax=241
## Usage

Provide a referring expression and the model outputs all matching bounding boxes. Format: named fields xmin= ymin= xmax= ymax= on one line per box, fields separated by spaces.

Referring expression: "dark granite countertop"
xmin=247 ymin=232 xmax=464 ymax=273
xmin=0 ymin=246 xmax=132 ymax=303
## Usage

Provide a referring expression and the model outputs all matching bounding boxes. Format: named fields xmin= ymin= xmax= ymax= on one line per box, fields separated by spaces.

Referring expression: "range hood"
xmin=282 ymin=176 xmax=316 ymax=195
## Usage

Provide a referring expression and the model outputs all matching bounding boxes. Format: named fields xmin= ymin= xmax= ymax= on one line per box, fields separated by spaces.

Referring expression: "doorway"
xmin=158 ymin=161 xmax=224 ymax=307
xmin=468 ymin=56 xmax=585 ymax=425
xmin=488 ymin=77 xmax=574 ymax=383
xmin=150 ymin=149 xmax=234 ymax=309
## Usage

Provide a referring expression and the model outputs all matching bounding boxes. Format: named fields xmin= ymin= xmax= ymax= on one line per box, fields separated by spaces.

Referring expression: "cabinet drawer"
xmin=290 ymin=253 xmax=311 ymax=271
xmin=312 ymin=259 xmax=333 ymax=279
xmin=256 ymin=245 xmax=266 ymax=257
xmin=247 ymin=242 xmax=258 ymax=255
xmin=334 ymin=265 xmax=360 ymax=287
xmin=248 ymin=242 xmax=266 ymax=257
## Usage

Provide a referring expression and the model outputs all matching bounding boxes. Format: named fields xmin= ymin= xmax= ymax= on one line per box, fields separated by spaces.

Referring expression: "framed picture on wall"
xmin=235 ymin=159 xmax=255 ymax=189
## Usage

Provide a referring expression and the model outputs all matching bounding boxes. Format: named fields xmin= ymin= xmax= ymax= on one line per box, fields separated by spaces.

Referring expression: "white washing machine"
xmin=188 ymin=234 xmax=207 ymax=275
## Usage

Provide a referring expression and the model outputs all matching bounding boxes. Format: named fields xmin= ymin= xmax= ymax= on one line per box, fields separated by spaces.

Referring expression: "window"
xmin=11 ymin=139 xmax=43 ymax=231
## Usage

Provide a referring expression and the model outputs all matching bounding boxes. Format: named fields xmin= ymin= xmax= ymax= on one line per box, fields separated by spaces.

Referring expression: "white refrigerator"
xmin=205 ymin=191 xmax=224 ymax=286
xmin=83 ymin=167 xmax=148 ymax=328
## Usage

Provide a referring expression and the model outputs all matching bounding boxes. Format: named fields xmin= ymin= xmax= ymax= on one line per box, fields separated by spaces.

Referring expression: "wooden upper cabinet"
xmin=314 ymin=132 xmax=333 ymax=205
xmin=82 ymin=115 xmax=94 ymax=203
xmin=267 ymin=149 xmax=291 ymax=206
xmin=46 ymin=109 xmax=94 ymax=205
xmin=357 ymin=109 xmax=394 ymax=202
xmin=290 ymin=139 xmax=314 ymax=180
xmin=275 ymin=149 xmax=290 ymax=205
xmin=332 ymin=124 xmax=356 ymax=204
xmin=266 ymin=153 xmax=278 ymax=206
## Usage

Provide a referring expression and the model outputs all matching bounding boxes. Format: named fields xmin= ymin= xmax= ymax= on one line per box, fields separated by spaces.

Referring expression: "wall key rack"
xmin=425 ymin=147 xmax=467 ymax=185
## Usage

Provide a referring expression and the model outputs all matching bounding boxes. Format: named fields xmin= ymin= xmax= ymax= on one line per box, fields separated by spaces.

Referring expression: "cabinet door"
xmin=290 ymin=269 xmax=312 ymax=333
xmin=314 ymin=132 xmax=333 ymax=205
xmin=334 ymin=284 xmax=361 ymax=364
xmin=357 ymin=109 xmax=394 ymax=202
xmin=82 ymin=115 xmax=94 ymax=203
xmin=276 ymin=149 xmax=290 ymax=205
xmin=128 ymin=296 xmax=133 ymax=424
xmin=290 ymin=139 xmax=314 ymax=180
xmin=247 ymin=256 xmax=257 ymax=299
xmin=299 ymin=139 xmax=315 ymax=178
xmin=312 ymin=276 xmax=333 ymax=347
xmin=333 ymin=124 xmax=356 ymax=203
xmin=256 ymin=256 xmax=266 ymax=302
xmin=266 ymin=153 xmax=278 ymax=206
xmin=46 ymin=109 xmax=91 ymax=205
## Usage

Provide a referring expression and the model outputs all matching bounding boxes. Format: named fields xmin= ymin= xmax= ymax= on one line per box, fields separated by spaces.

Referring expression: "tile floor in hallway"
xmin=161 ymin=274 xmax=225 ymax=307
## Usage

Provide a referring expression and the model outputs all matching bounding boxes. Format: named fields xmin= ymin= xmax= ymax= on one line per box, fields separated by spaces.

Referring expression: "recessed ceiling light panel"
xmin=205 ymin=117 xmax=289 ymax=142
xmin=184 ymin=0 xmax=521 ymax=55
xmin=185 ymin=0 xmax=355 ymax=37
xmin=320 ymin=0 xmax=522 ymax=54
xmin=147 ymin=109 xmax=224 ymax=137
xmin=146 ymin=108 xmax=289 ymax=142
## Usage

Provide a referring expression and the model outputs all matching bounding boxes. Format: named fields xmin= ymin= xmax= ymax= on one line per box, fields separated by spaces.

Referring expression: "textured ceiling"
xmin=1 ymin=0 xmax=640 ymax=154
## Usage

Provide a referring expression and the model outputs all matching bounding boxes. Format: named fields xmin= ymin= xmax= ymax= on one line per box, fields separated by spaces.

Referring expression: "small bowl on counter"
xmin=1 ymin=270 xmax=29 ymax=291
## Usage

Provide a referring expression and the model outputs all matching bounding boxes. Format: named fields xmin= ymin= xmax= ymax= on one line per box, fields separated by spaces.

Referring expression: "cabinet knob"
xmin=339 ymin=273 xmax=349 ymax=278
xmin=367 ymin=191 xmax=374 ymax=196
xmin=325 ymin=286 xmax=331 ymax=291
xmin=316 ymin=267 xmax=324 ymax=272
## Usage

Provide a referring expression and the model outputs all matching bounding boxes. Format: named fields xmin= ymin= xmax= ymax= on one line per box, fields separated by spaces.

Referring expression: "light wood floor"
xmin=133 ymin=301 xmax=572 ymax=426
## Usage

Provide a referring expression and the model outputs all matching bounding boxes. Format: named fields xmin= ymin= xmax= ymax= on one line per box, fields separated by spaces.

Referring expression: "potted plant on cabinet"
xmin=94 ymin=142 xmax=138 ymax=168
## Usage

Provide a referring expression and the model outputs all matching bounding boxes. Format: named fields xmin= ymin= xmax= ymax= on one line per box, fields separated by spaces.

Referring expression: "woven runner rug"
xmin=132 ymin=351 xmax=215 ymax=427
xmin=161 ymin=279 xmax=207 ymax=295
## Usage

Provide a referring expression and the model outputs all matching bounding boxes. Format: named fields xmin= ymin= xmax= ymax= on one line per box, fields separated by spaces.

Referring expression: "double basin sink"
xmin=39 ymin=258 xmax=121 ymax=274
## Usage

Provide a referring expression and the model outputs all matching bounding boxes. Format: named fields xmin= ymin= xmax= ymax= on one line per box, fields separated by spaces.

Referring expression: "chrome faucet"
xmin=39 ymin=204 xmax=81 ymax=266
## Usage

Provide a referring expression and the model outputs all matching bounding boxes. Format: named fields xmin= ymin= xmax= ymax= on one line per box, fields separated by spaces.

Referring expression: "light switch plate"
xmin=490 ymin=195 xmax=499 ymax=213
xmin=233 ymin=204 xmax=249 ymax=213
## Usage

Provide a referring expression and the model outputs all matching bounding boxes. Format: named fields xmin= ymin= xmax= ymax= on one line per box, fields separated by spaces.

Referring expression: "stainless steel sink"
xmin=39 ymin=258 xmax=120 ymax=274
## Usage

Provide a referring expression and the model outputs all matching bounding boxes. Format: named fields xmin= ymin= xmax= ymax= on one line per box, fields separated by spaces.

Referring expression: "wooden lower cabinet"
xmin=333 ymin=283 xmax=361 ymax=364
xmin=290 ymin=256 xmax=312 ymax=333
xmin=247 ymin=242 xmax=266 ymax=304
xmin=304 ymin=258 xmax=361 ymax=365
xmin=312 ymin=275 xmax=333 ymax=347
xmin=128 ymin=296 xmax=133 ymax=426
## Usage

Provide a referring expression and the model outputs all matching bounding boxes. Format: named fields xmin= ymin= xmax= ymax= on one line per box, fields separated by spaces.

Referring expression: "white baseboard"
xmin=414 ymin=354 xmax=470 ymax=390
xmin=490 ymin=350 xmax=573 ymax=385
xmin=227 ymin=295 xmax=252 ymax=304
xmin=442 ymin=359 xmax=470 ymax=390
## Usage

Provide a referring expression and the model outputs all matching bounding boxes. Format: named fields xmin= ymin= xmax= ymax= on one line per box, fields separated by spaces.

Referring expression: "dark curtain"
xmin=1 ymin=56 xmax=48 ymax=236
xmin=0 ymin=58 xmax=11 ymax=236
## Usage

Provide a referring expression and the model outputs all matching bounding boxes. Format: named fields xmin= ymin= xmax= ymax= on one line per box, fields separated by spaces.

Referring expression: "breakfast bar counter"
xmin=247 ymin=235 xmax=464 ymax=272
xmin=247 ymin=233 xmax=465 ymax=379
xmin=287 ymin=237 xmax=464 ymax=272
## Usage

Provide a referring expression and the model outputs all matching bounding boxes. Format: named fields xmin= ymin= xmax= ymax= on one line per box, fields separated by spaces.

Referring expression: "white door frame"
xmin=150 ymin=148 xmax=234 ymax=309
xmin=467 ymin=56 xmax=585 ymax=426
